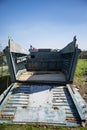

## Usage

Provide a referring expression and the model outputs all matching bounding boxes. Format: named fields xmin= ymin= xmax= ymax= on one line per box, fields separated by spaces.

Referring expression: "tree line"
xmin=79 ymin=51 xmax=87 ymax=59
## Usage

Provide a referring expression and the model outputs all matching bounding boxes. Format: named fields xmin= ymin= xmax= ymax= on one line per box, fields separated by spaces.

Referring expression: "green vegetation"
xmin=0 ymin=124 xmax=87 ymax=130
xmin=0 ymin=55 xmax=9 ymax=76
xmin=74 ymin=59 xmax=87 ymax=87
xmin=0 ymin=65 xmax=9 ymax=76
xmin=75 ymin=59 xmax=87 ymax=76
xmin=0 ymin=75 xmax=11 ymax=95
xmin=0 ymin=55 xmax=11 ymax=94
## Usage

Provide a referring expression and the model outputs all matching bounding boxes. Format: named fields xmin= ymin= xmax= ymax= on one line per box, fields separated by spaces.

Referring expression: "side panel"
xmin=4 ymin=47 xmax=16 ymax=82
xmin=4 ymin=39 xmax=29 ymax=82
xmin=60 ymin=39 xmax=81 ymax=83
xmin=69 ymin=48 xmax=81 ymax=82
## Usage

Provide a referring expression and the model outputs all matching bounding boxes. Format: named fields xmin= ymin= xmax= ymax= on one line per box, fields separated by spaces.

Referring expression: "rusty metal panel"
xmin=0 ymin=84 xmax=83 ymax=126
xmin=67 ymin=85 xmax=87 ymax=121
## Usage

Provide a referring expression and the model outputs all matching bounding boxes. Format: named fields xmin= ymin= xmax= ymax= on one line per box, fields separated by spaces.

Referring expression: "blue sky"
xmin=0 ymin=0 xmax=87 ymax=50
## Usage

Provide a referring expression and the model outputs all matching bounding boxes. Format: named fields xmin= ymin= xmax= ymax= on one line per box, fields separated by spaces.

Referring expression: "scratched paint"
xmin=0 ymin=84 xmax=81 ymax=126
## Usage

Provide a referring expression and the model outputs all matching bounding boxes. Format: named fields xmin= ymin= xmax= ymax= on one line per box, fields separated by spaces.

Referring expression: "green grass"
xmin=0 ymin=124 xmax=87 ymax=130
xmin=0 ymin=66 xmax=9 ymax=77
xmin=75 ymin=59 xmax=87 ymax=76
xmin=74 ymin=59 xmax=87 ymax=87
xmin=0 ymin=55 xmax=9 ymax=76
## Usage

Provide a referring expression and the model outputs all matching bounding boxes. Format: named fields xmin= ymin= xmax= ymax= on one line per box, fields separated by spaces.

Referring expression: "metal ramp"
xmin=52 ymin=87 xmax=81 ymax=125
xmin=0 ymin=84 xmax=83 ymax=126
xmin=0 ymin=86 xmax=29 ymax=120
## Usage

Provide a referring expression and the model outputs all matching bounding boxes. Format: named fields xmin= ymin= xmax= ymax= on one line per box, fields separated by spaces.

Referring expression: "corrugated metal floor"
xmin=0 ymin=84 xmax=81 ymax=126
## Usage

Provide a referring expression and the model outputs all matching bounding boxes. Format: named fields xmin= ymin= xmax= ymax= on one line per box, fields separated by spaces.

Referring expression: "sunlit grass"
xmin=74 ymin=59 xmax=87 ymax=87
xmin=0 ymin=124 xmax=87 ymax=130
xmin=75 ymin=59 xmax=87 ymax=76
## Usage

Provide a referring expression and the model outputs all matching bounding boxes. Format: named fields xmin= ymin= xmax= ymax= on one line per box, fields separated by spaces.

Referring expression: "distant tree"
xmin=79 ymin=51 xmax=87 ymax=59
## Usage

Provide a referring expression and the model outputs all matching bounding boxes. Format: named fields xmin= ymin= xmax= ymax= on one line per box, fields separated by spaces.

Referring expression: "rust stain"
xmin=52 ymin=106 xmax=59 ymax=110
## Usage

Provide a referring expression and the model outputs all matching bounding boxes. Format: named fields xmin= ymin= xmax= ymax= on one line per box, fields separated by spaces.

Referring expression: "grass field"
xmin=74 ymin=59 xmax=87 ymax=87
xmin=75 ymin=59 xmax=87 ymax=76
xmin=0 ymin=65 xmax=9 ymax=77
xmin=0 ymin=124 xmax=87 ymax=130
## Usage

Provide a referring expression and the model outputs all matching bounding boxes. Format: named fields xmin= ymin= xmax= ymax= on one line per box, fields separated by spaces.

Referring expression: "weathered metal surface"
xmin=67 ymin=85 xmax=87 ymax=122
xmin=4 ymin=37 xmax=80 ymax=83
xmin=19 ymin=71 xmax=65 ymax=83
xmin=0 ymin=84 xmax=82 ymax=126
xmin=1 ymin=37 xmax=86 ymax=127
xmin=26 ymin=38 xmax=81 ymax=83
xmin=8 ymin=39 xmax=29 ymax=54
